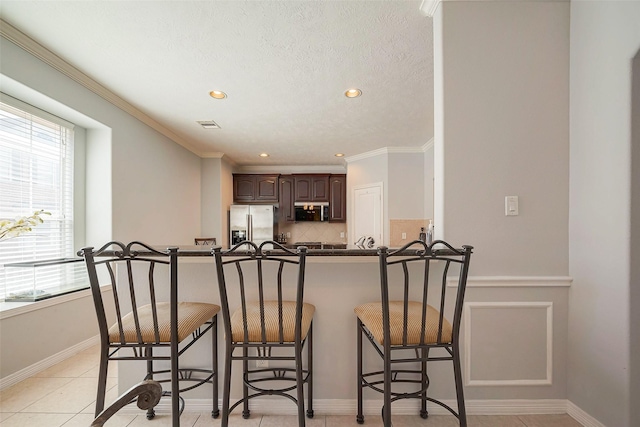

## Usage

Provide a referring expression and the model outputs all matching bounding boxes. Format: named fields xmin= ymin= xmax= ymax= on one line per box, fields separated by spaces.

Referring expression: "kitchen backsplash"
xmin=389 ymin=219 xmax=430 ymax=247
xmin=278 ymin=222 xmax=347 ymax=244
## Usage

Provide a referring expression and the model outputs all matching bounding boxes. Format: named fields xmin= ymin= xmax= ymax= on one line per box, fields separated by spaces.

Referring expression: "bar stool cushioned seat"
xmin=354 ymin=301 xmax=451 ymax=346
xmin=231 ymin=301 xmax=315 ymax=342
xmin=109 ymin=302 xmax=220 ymax=343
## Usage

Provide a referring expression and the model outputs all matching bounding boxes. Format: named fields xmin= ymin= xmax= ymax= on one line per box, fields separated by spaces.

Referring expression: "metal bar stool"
xmin=354 ymin=240 xmax=473 ymax=427
xmin=79 ymin=241 xmax=220 ymax=427
xmin=212 ymin=240 xmax=314 ymax=427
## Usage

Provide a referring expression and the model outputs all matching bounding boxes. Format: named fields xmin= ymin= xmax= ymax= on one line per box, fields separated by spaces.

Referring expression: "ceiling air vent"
xmin=197 ymin=120 xmax=221 ymax=129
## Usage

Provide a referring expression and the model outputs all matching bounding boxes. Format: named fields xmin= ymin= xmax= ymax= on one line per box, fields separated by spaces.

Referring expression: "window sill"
xmin=0 ymin=285 xmax=109 ymax=320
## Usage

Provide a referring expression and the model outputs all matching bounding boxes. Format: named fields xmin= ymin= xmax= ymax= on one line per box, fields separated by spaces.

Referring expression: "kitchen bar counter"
xmin=108 ymin=241 xmax=571 ymax=412
xmin=176 ymin=244 xmax=376 ymax=257
xmin=145 ymin=243 xmax=460 ymax=258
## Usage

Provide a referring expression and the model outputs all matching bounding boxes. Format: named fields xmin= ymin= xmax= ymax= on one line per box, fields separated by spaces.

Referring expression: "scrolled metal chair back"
xmin=78 ymin=241 xmax=178 ymax=348
xmin=212 ymin=241 xmax=308 ymax=345
xmin=377 ymin=239 xmax=473 ymax=350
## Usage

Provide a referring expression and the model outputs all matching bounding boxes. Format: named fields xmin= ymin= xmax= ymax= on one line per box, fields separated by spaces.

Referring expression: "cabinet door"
xmin=311 ymin=175 xmax=330 ymax=202
xmin=279 ymin=175 xmax=295 ymax=222
xmin=256 ymin=175 xmax=279 ymax=201
xmin=294 ymin=176 xmax=312 ymax=201
xmin=295 ymin=175 xmax=330 ymax=202
xmin=233 ymin=174 xmax=255 ymax=202
xmin=329 ymin=174 xmax=346 ymax=222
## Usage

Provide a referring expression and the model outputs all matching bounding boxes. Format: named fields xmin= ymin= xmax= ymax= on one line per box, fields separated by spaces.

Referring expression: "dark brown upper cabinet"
xmin=329 ymin=174 xmax=346 ymax=222
xmin=294 ymin=174 xmax=330 ymax=203
xmin=279 ymin=175 xmax=295 ymax=222
xmin=233 ymin=174 xmax=279 ymax=203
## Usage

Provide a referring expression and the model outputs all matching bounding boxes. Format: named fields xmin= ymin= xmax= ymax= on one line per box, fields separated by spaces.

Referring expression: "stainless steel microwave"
xmin=294 ymin=202 xmax=329 ymax=222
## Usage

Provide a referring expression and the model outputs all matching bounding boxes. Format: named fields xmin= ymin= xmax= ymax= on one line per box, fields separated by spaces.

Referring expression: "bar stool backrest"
xmin=78 ymin=241 xmax=178 ymax=348
xmin=195 ymin=238 xmax=216 ymax=245
xmin=378 ymin=240 xmax=473 ymax=349
xmin=212 ymin=241 xmax=308 ymax=345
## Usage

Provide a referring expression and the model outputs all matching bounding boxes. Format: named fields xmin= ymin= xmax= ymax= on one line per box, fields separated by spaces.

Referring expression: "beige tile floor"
xmin=0 ymin=345 xmax=584 ymax=427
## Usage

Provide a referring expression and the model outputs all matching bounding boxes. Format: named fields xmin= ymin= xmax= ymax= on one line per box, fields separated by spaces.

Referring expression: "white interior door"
xmin=352 ymin=183 xmax=383 ymax=246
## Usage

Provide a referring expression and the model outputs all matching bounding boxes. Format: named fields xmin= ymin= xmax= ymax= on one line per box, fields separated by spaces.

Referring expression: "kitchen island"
xmin=113 ymin=244 xmax=406 ymax=408
xmin=111 ymin=243 xmax=570 ymax=417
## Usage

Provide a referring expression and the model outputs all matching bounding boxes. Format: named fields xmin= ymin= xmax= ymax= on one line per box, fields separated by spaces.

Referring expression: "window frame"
xmin=0 ymin=93 xmax=87 ymax=302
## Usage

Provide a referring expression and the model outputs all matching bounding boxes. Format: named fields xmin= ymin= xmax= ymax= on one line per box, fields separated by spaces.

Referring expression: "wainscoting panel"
xmin=464 ymin=302 xmax=553 ymax=386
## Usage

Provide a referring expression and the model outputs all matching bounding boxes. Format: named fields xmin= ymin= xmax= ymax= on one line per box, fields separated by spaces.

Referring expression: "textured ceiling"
xmin=0 ymin=1 xmax=433 ymax=166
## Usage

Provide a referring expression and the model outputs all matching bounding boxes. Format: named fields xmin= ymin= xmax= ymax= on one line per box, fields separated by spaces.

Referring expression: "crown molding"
xmin=419 ymin=0 xmax=441 ymax=17
xmin=236 ymin=165 xmax=347 ymax=174
xmin=344 ymin=147 xmax=388 ymax=163
xmin=386 ymin=146 xmax=426 ymax=154
xmin=0 ymin=19 xmax=203 ymax=157
xmin=345 ymin=139 xmax=433 ymax=163
xmin=200 ymin=152 xmax=226 ymax=159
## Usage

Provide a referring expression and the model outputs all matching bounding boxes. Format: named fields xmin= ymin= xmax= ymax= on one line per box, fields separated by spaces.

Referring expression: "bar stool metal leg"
xmin=420 ymin=347 xmax=429 ymax=418
xmin=95 ymin=347 xmax=109 ymax=417
xmin=306 ymin=323 xmax=314 ymax=418
xmin=356 ymin=318 xmax=364 ymax=424
xmin=295 ymin=339 xmax=305 ymax=427
xmin=145 ymin=347 xmax=156 ymax=420
xmin=221 ymin=341 xmax=233 ymax=427
xmin=242 ymin=347 xmax=250 ymax=419
xmin=453 ymin=345 xmax=467 ymax=427
xmin=212 ymin=316 xmax=220 ymax=418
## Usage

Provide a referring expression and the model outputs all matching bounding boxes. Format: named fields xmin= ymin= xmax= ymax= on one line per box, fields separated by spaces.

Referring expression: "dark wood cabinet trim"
xmin=279 ymin=175 xmax=295 ymax=222
xmin=329 ymin=174 xmax=346 ymax=222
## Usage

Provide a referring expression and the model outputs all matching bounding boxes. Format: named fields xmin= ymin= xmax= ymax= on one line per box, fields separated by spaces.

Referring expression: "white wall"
xmin=347 ymin=154 xmax=389 ymax=244
xmin=0 ymin=30 xmax=203 ymax=377
xmin=0 ymin=295 xmax=98 ymax=378
xmin=435 ymin=1 xmax=570 ymax=276
xmin=432 ymin=0 xmax=571 ymax=402
xmin=424 ymin=143 xmax=434 ymax=220
xmin=220 ymin=157 xmax=233 ymax=249
xmin=631 ymin=47 xmax=640 ymax=427
xmin=85 ymin=127 xmax=112 ymax=247
xmin=201 ymin=158 xmax=222 ymax=242
xmin=0 ymin=36 xmax=202 ymax=247
xmin=569 ymin=3 xmax=640 ymax=426
xmin=388 ymin=152 xmax=425 ymax=219
xmin=347 ymin=151 xmax=429 ymax=245
xmin=201 ymin=156 xmax=233 ymax=248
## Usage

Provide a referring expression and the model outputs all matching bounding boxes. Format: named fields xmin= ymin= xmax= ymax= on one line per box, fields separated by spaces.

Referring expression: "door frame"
xmin=351 ymin=182 xmax=384 ymax=246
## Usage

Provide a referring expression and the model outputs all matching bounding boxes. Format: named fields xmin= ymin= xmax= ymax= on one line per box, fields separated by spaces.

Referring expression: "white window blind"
xmin=0 ymin=97 xmax=85 ymax=301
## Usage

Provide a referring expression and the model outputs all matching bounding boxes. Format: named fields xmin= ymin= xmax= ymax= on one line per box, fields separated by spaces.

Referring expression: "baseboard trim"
xmin=126 ymin=398 xmax=569 ymax=416
xmin=0 ymin=335 xmax=99 ymax=391
xmin=567 ymin=401 xmax=607 ymax=427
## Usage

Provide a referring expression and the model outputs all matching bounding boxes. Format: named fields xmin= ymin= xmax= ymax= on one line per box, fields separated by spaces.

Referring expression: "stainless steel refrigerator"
xmin=229 ymin=204 xmax=276 ymax=248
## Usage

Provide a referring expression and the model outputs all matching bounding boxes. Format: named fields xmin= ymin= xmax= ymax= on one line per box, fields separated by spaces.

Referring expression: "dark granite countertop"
xmin=86 ymin=242 xmax=465 ymax=258
xmin=177 ymin=244 xmax=377 ymax=257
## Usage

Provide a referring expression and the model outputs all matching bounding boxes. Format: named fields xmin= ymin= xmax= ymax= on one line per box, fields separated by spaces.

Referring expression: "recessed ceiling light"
xmin=197 ymin=120 xmax=221 ymax=129
xmin=259 ymin=153 xmax=269 ymax=158
xmin=209 ymin=90 xmax=227 ymax=99
xmin=344 ymin=88 xmax=362 ymax=98
xmin=335 ymin=153 xmax=345 ymax=157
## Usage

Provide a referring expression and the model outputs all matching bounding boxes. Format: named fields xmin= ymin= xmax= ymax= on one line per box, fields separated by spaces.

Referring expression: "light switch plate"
xmin=505 ymin=196 xmax=519 ymax=216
